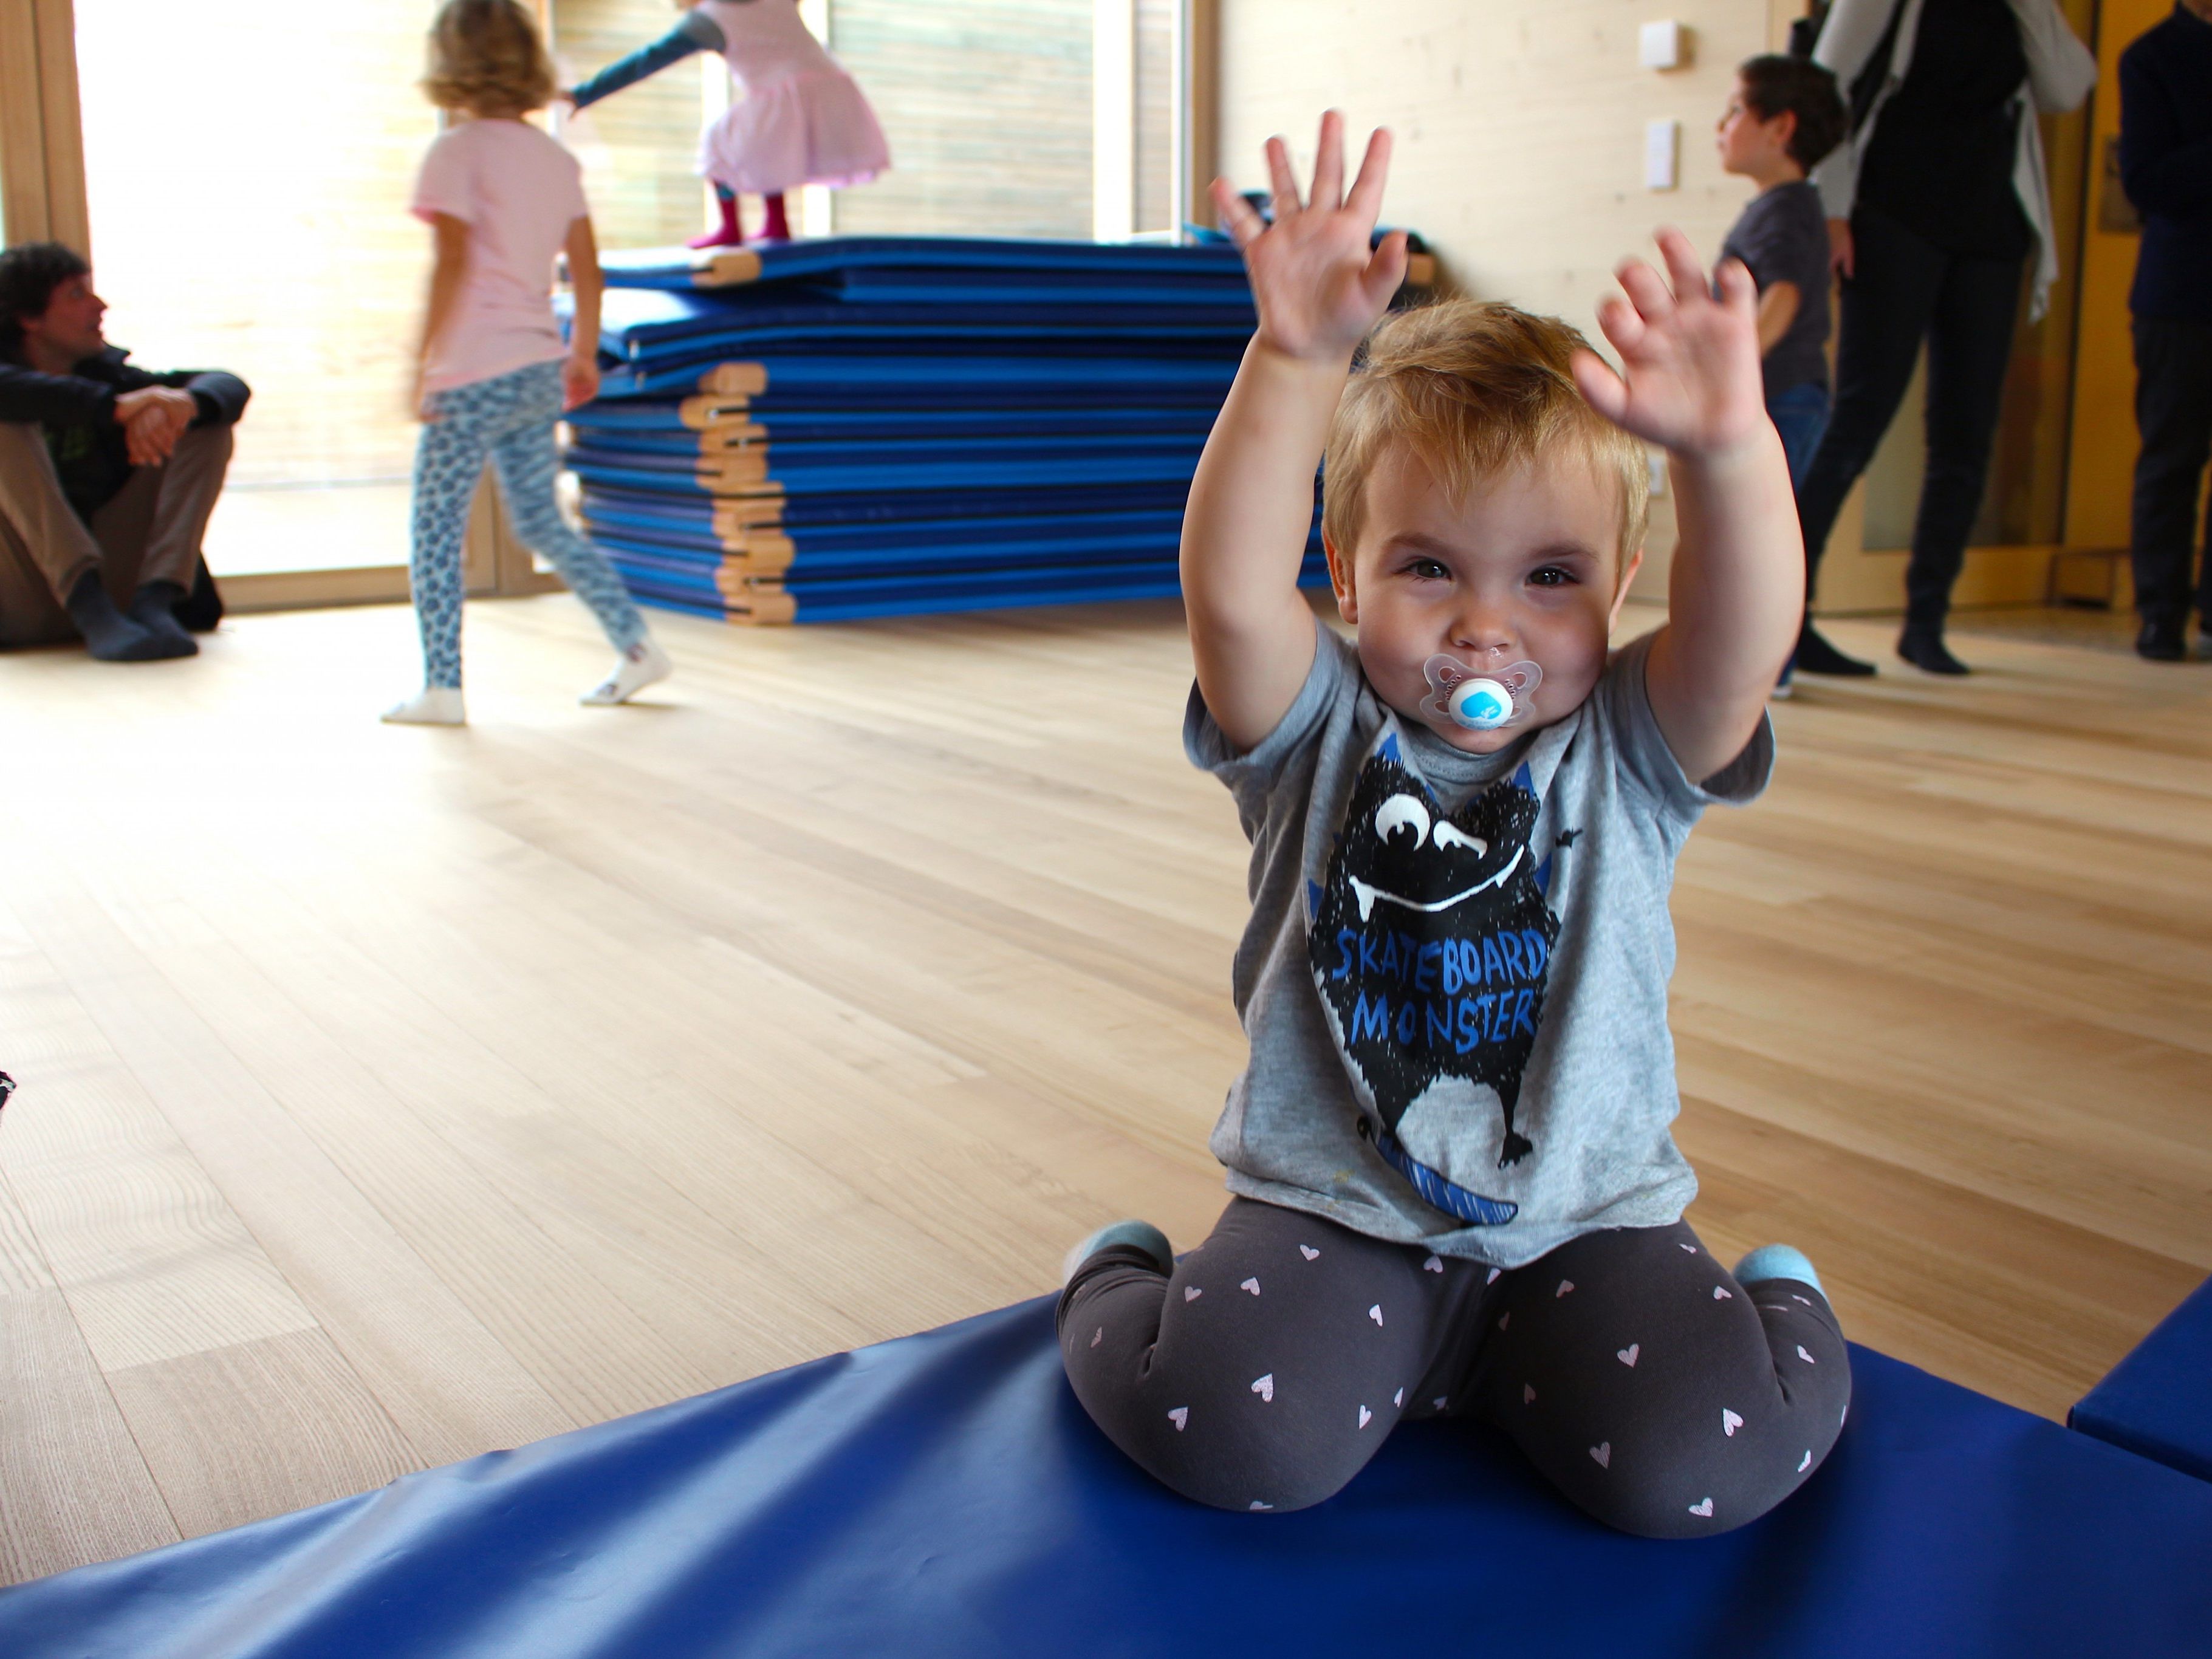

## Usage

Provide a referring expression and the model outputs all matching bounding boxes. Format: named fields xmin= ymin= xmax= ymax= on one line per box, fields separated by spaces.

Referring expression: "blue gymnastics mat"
xmin=564 ymin=403 xmax=1219 ymax=443
xmin=2069 ymin=1276 xmax=2212 ymax=1483
xmin=599 ymin=234 xmax=1254 ymax=290
xmin=593 ymin=352 xmax=1241 ymax=403
xmin=595 ymin=289 xmax=1253 ymax=363
xmin=4 ymin=1294 xmax=2208 ymax=1658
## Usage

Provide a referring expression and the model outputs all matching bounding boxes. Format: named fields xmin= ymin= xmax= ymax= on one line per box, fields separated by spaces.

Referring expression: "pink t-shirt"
xmin=411 ymin=118 xmax=589 ymax=395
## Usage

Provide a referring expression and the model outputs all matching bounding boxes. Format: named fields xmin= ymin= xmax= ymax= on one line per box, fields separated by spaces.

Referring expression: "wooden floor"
xmin=1 ymin=596 xmax=2207 ymax=1585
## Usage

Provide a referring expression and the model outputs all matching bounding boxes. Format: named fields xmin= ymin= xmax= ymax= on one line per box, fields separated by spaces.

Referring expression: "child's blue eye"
xmin=1407 ymin=559 xmax=1451 ymax=581
xmin=1528 ymin=566 xmax=1574 ymax=587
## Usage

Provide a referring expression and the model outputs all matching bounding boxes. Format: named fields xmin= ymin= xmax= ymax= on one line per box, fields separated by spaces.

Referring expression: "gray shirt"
xmin=1720 ymin=180 xmax=1833 ymax=397
xmin=1185 ymin=621 xmax=1773 ymax=1268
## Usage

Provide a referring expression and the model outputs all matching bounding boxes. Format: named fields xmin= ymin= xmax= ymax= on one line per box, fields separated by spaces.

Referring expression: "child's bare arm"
xmin=1183 ymin=113 xmax=1408 ymax=752
xmin=1571 ymin=232 xmax=1803 ymax=782
xmin=1753 ymin=280 xmax=1800 ymax=356
xmin=413 ymin=213 xmax=471 ymax=419
xmin=563 ymin=215 xmax=603 ymax=411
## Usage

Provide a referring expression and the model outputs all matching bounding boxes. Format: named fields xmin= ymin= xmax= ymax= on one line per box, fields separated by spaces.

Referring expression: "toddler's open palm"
xmin=1215 ymin=112 xmax=1408 ymax=364
xmin=1572 ymin=229 xmax=1766 ymax=459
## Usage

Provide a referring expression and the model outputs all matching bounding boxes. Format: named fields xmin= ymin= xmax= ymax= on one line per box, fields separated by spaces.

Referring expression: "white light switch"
xmin=1638 ymin=20 xmax=1682 ymax=70
xmin=1645 ymin=118 xmax=1679 ymax=190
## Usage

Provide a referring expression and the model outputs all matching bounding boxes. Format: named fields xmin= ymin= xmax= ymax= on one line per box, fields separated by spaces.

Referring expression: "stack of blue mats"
xmin=569 ymin=237 xmax=1405 ymax=624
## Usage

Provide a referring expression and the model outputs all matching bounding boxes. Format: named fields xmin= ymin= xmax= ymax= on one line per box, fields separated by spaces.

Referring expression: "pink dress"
xmin=693 ymin=0 xmax=890 ymax=194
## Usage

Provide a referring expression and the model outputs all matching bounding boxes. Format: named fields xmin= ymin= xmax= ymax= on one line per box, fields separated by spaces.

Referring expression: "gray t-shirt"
xmin=1185 ymin=620 xmax=1773 ymax=1268
xmin=1720 ymin=179 xmax=1832 ymax=397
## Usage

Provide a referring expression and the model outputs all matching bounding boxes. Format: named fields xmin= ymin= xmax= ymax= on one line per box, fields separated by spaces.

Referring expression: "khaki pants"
xmin=0 ymin=420 xmax=231 ymax=648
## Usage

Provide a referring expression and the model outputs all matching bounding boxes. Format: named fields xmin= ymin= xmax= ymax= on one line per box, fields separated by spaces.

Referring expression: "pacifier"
xmin=1420 ymin=653 xmax=1543 ymax=732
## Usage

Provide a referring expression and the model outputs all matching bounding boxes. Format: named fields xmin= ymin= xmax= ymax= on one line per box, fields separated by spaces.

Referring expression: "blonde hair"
xmin=422 ymin=0 xmax=556 ymax=117
xmin=1323 ymin=298 xmax=1649 ymax=573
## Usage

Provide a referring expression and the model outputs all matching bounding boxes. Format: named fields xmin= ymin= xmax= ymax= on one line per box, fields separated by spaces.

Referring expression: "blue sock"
xmin=1733 ymin=1243 xmax=1824 ymax=1297
xmin=1062 ymin=1219 xmax=1173 ymax=1284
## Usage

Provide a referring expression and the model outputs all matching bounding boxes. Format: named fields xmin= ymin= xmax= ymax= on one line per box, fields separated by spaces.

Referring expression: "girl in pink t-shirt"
xmin=564 ymin=0 xmax=889 ymax=249
xmin=386 ymin=0 xmax=671 ymax=727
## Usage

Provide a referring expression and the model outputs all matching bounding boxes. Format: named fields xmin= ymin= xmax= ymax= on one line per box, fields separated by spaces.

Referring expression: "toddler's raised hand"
xmin=1214 ymin=111 xmax=1408 ymax=364
xmin=1571 ymin=228 xmax=1767 ymax=460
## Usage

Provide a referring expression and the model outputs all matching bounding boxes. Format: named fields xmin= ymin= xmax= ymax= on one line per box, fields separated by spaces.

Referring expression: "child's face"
xmin=1329 ymin=443 xmax=1641 ymax=754
xmin=1715 ymin=80 xmax=1796 ymax=177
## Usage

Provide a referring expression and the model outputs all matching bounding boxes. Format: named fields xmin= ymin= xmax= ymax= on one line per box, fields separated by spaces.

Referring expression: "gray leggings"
xmin=1058 ymin=1199 xmax=1850 ymax=1539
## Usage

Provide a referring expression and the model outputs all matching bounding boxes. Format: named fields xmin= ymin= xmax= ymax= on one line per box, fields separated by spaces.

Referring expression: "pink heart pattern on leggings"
xmin=1589 ymin=1442 xmax=1611 ymax=1468
xmin=1688 ymin=1497 xmax=1714 ymax=1517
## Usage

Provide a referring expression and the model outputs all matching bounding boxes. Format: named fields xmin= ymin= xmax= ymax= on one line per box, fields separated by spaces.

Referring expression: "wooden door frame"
xmin=1 ymin=0 xmax=562 ymax=615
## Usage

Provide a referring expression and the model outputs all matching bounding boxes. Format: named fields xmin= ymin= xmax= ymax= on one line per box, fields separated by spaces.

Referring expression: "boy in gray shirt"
xmin=1058 ymin=114 xmax=1849 ymax=1538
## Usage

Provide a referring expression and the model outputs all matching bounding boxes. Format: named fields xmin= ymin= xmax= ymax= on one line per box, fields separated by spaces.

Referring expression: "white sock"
xmin=381 ymin=686 xmax=467 ymax=726
xmin=582 ymin=637 xmax=672 ymax=706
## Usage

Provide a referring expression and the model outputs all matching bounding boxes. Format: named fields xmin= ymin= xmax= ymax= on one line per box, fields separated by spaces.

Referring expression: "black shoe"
xmin=2136 ymin=618 xmax=2187 ymax=662
xmin=125 ymin=581 xmax=199 ymax=658
xmin=1794 ymin=623 xmax=1877 ymax=677
xmin=1897 ymin=629 xmax=1969 ymax=676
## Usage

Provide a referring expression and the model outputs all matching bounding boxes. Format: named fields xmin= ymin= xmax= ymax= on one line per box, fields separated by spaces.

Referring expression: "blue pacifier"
xmin=1420 ymin=654 xmax=1543 ymax=732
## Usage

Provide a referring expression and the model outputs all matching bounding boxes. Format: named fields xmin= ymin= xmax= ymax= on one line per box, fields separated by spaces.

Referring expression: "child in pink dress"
xmin=565 ymin=0 xmax=889 ymax=248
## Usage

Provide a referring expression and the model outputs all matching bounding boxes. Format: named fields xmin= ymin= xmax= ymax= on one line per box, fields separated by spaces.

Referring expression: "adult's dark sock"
xmin=1897 ymin=628 xmax=1969 ymax=676
xmin=125 ymin=580 xmax=199 ymax=657
xmin=1794 ymin=621 xmax=1877 ymax=677
xmin=65 ymin=570 xmax=168 ymax=662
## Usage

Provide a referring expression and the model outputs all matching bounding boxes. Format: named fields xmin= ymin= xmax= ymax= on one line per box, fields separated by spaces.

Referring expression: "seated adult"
xmin=0 ymin=242 xmax=248 ymax=660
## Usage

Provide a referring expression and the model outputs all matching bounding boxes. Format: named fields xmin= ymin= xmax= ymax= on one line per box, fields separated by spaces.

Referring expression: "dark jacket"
xmin=2120 ymin=4 xmax=2212 ymax=323
xmin=0 ymin=346 xmax=250 ymax=521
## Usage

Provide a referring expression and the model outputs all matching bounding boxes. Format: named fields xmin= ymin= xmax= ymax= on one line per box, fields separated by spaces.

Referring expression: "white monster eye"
xmin=1432 ymin=821 xmax=1489 ymax=857
xmin=1373 ymin=794 xmax=1431 ymax=847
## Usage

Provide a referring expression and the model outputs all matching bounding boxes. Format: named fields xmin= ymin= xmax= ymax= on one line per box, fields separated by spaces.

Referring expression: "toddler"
xmin=1714 ymin=53 xmax=1848 ymax=696
xmin=1058 ymin=115 xmax=1848 ymax=1539
xmin=386 ymin=0 xmax=671 ymax=725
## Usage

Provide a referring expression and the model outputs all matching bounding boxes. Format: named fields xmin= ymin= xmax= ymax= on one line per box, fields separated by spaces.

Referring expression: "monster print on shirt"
xmin=1307 ymin=730 xmax=1564 ymax=1221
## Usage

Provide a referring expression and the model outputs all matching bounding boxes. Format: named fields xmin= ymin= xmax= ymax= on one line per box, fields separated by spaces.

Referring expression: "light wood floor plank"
xmin=0 ymin=1167 xmax=180 ymax=1581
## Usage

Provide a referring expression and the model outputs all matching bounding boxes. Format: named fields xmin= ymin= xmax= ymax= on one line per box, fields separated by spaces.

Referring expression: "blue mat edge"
xmin=2068 ymin=1274 xmax=2212 ymax=1483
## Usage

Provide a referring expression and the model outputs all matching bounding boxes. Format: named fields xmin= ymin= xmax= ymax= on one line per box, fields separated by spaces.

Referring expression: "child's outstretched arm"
xmin=1183 ymin=112 xmax=1408 ymax=753
xmin=1570 ymin=230 xmax=1803 ymax=783
xmin=563 ymin=10 xmax=724 ymax=111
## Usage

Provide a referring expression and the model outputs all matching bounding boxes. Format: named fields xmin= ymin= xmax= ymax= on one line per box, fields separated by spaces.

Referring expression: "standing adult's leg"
xmin=1060 ymin=1198 xmax=1476 ymax=1514
xmin=1791 ymin=208 xmax=1946 ymax=672
xmin=1897 ymin=247 xmax=2025 ymax=665
xmin=1465 ymin=1222 xmax=1850 ymax=1539
xmin=1796 ymin=210 xmax=1947 ymax=581
xmin=2128 ymin=316 xmax=2212 ymax=656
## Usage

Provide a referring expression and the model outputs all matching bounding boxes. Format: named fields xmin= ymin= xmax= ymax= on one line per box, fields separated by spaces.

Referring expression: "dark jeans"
xmin=1059 ymin=1197 xmax=1851 ymax=1539
xmin=1796 ymin=205 xmax=2025 ymax=634
xmin=1769 ymin=381 xmax=1832 ymax=494
xmin=2130 ymin=315 xmax=2212 ymax=632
